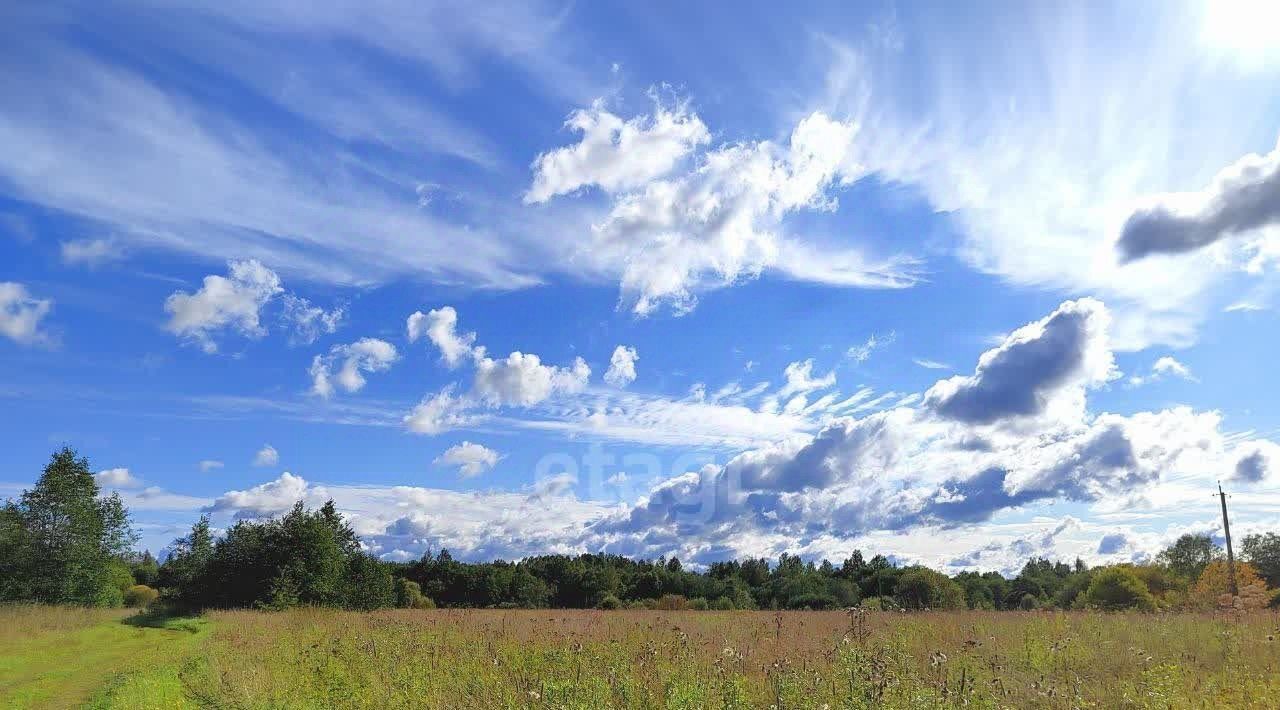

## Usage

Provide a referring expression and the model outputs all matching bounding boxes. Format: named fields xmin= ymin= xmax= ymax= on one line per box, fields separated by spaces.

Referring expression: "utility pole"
xmin=1216 ymin=482 xmax=1238 ymax=596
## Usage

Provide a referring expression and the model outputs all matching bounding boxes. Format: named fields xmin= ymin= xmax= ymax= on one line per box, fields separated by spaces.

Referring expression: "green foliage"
xmin=1084 ymin=567 xmax=1156 ymax=611
xmin=709 ymin=596 xmax=735 ymax=610
xmin=0 ymin=447 xmax=137 ymax=606
xmin=393 ymin=578 xmax=434 ymax=609
xmin=687 ymin=597 xmax=708 ymax=610
xmin=1241 ymin=532 xmax=1280 ymax=588
xmin=156 ymin=501 xmax=395 ymax=611
xmin=596 ymin=594 xmax=622 ymax=609
xmin=1156 ymin=533 xmax=1221 ymax=581
xmin=124 ymin=584 xmax=159 ymax=608
xmin=894 ymin=567 xmax=965 ymax=610
xmin=1018 ymin=593 xmax=1039 ymax=610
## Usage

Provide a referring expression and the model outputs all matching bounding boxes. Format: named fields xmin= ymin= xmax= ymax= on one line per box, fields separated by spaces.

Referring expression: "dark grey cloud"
xmin=925 ymin=299 xmax=1110 ymax=424
xmin=1234 ymin=445 xmax=1275 ymax=483
xmin=1117 ymin=144 xmax=1280 ymax=262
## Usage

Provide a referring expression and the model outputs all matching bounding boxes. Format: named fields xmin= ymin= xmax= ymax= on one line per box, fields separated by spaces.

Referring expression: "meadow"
xmin=4 ymin=605 xmax=1279 ymax=709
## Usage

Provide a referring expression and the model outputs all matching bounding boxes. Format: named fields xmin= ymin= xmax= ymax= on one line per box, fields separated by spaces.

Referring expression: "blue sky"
xmin=3 ymin=0 xmax=1280 ymax=572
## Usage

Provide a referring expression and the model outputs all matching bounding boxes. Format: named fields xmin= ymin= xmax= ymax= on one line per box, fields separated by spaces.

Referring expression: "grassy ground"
xmin=0 ymin=606 xmax=208 ymax=709
xmin=3 ymin=606 xmax=1278 ymax=708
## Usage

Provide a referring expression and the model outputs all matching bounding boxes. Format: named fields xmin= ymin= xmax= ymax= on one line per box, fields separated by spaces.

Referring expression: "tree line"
xmin=4 ymin=448 xmax=1280 ymax=613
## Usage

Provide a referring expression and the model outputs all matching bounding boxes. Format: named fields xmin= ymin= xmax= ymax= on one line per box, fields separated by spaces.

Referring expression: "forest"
xmin=5 ymin=448 xmax=1280 ymax=615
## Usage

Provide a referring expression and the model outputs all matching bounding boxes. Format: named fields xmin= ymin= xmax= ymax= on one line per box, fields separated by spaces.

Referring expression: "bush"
xmin=1018 ymin=593 xmax=1039 ymax=611
xmin=859 ymin=596 xmax=884 ymax=611
xmin=894 ymin=567 xmax=966 ymax=610
xmin=394 ymin=578 xmax=435 ymax=609
xmin=596 ymin=594 xmax=621 ymax=610
xmin=688 ymin=597 xmax=709 ymax=611
xmin=1084 ymin=567 xmax=1156 ymax=611
xmin=124 ymin=584 xmax=159 ymax=608
xmin=654 ymin=594 xmax=688 ymax=610
xmin=710 ymin=597 xmax=735 ymax=610
xmin=625 ymin=599 xmax=649 ymax=610
xmin=786 ymin=592 xmax=838 ymax=610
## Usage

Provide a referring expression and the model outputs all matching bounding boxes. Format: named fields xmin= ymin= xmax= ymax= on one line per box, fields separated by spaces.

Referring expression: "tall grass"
xmin=176 ymin=608 xmax=1280 ymax=708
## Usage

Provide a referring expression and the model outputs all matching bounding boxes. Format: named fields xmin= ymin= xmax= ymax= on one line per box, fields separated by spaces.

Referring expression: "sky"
xmin=3 ymin=0 xmax=1280 ymax=574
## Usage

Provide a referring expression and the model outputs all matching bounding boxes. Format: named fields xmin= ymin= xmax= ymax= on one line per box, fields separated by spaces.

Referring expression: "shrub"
xmin=688 ymin=597 xmax=709 ymax=611
xmin=1018 ymin=593 xmax=1039 ymax=611
xmin=124 ymin=584 xmax=159 ymax=608
xmin=710 ymin=597 xmax=735 ymax=610
xmin=654 ymin=594 xmax=688 ymax=610
xmin=596 ymin=594 xmax=621 ymax=610
xmin=625 ymin=600 xmax=649 ymax=610
xmin=1084 ymin=567 xmax=1156 ymax=611
xmin=1191 ymin=561 xmax=1265 ymax=609
xmin=859 ymin=596 xmax=884 ymax=611
xmin=894 ymin=567 xmax=966 ymax=610
xmin=394 ymin=578 xmax=434 ymax=609
xmin=786 ymin=592 xmax=838 ymax=610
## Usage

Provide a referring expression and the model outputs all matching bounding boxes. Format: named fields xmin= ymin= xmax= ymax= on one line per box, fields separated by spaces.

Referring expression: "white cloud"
xmin=198 ymin=459 xmax=224 ymax=473
xmin=406 ymin=306 xmax=477 ymax=368
xmin=280 ymin=294 xmax=344 ymax=346
xmin=164 ymin=259 xmax=282 ymax=353
xmin=778 ymin=359 xmax=837 ymax=398
xmin=846 ymin=331 xmax=895 ymax=362
xmin=603 ymin=345 xmax=638 ymax=387
xmin=60 ymin=238 xmax=124 ymax=267
xmin=912 ymin=358 xmax=950 ymax=370
xmin=309 ymin=338 xmax=399 ymax=398
xmin=404 ymin=385 xmax=480 ymax=435
xmin=206 ymin=471 xmax=316 ymax=517
xmin=540 ymin=106 xmax=918 ymax=314
xmin=252 ymin=444 xmax=279 ymax=467
xmin=474 ymin=352 xmax=590 ymax=407
xmin=0 ymin=282 xmax=53 ymax=345
xmin=433 ymin=441 xmax=501 ymax=478
xmin=95 ymin=467 xmax=140 ymax=488
xmin=1127 ymin=355 xmax=1198 ymax=387
xmin=525 ymin=95 xmax=709 ymax=203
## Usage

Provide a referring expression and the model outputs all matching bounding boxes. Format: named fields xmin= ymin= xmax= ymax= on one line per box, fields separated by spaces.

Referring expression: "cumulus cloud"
xmin=205 ymin=471 xmax=316 ymax=517
xmin=95 ymin=467 xmax=140 ymax=488
xmin=0 ymin=282 xmax=53 ymax=345
xmin=404 ymin=385 xmax=480 ymax=435
xmin=1118 ymin=139 xmax=1280 ymax=261
xmin=603 ymin=345 xmax=638 ymax=387
xmin=548 ymin=108 xmax=916 ymax=315
xmin=580 ymin=299 xmax=1269 ymax=562
xmin=925 ymin=298 xmax=1115 ymax=424
xmin=1128 ymin=355 xmax=1197 ymax=387
xmin=525 ymin=95 xmax=710 ymax=203
xmin=433 ymin=441 xmax=501 ymax=478
xmin=474 ymin=352 xmax=590 ymax=407
xmin=164 ymin=259 xmax=283 ymax=353
xmin=280 ymin=294 xmax=344 ymax=345
xmin=1233 ymin=441 xmax=1280 ymax=483
xmin=198 ymin=460 xmax=224 ymax=473
xmin=406 ymin=306 xmax=476 ymax=368
xmin=252 ymin=444 xmax=279 ymax=467
xmin=309 ymin=337 xmax=399 ymax=398
xmin=1096 ymin=532 xmax=1131 ymax=555
xmin=60 ymin=238 xmax=123 ymax=267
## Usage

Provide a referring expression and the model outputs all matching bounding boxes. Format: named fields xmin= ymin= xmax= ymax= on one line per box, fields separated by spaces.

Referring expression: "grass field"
xmin=3 ymin=606 xmax=1279 ymax=708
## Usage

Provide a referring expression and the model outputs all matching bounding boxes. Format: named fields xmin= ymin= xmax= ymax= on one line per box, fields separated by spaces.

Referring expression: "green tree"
xmin=1084 ymin=567 xmax=1156 ymax=611
xmin=0 ymin=448 xmax=136 ymax=605
xmin=894 ymin=567 xmax=965 ymax=610
xmin=1241 ymin=532 xmax=1280 ymax=588
xmin=1156 ymin=534 xmax=1221 ymax=581
xmin=157 ymin=515 xmax=215 ymax=609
